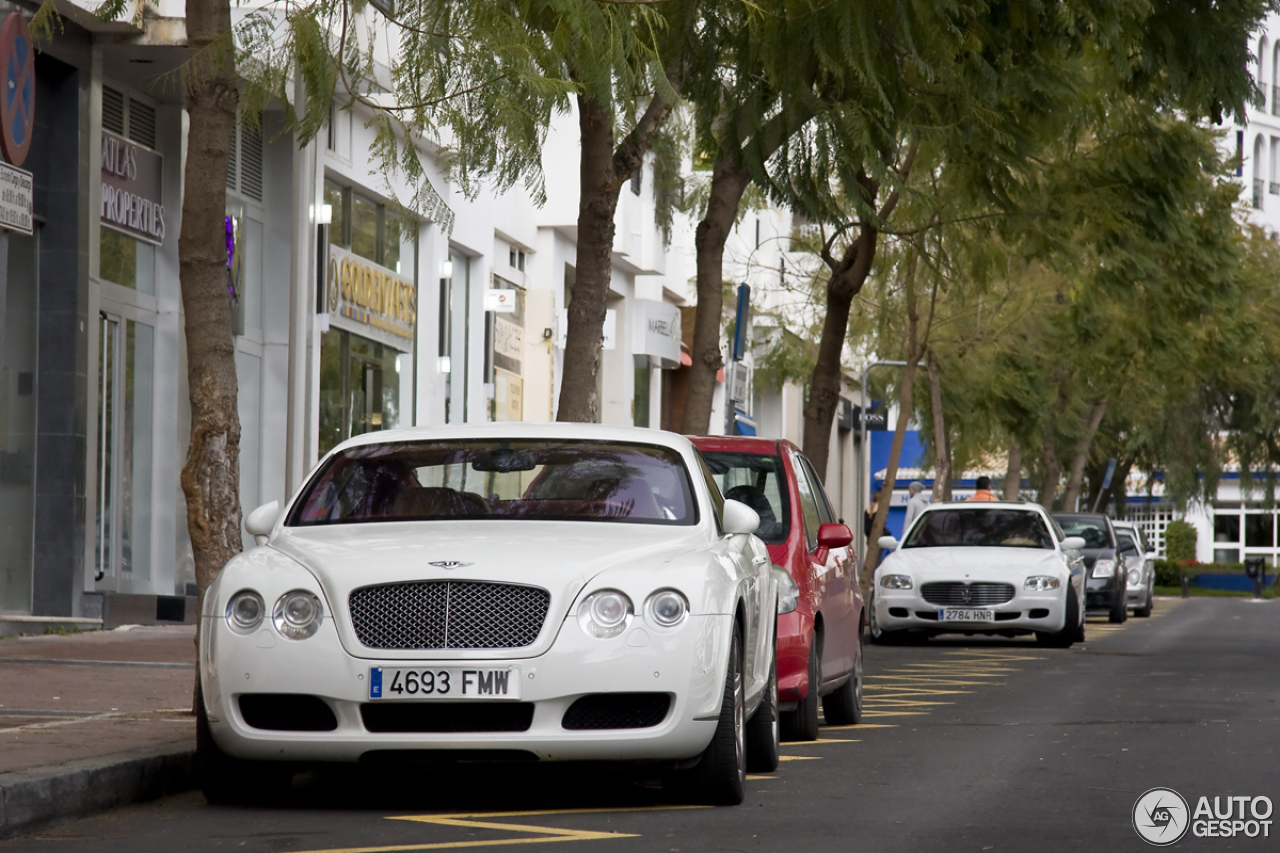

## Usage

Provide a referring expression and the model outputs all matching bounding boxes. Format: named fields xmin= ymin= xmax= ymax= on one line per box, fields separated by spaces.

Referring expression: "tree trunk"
xmin=183 ymin=0 xmax=242 ymax=702
xmin=927 ymin=353 xmax=951 ymax=500
xmin=557 ymin=95 xmax=618 ymax=423
xmin=680 ymin=160 xmax=749 ymax=435
xmin=1060 ymin=397 xmax=1108 ymax=511
xmin=1004 ymin=440 xmax=1022 ymax=501
xmin=1039 ymin=379 xmax=1071 ymax=509
xmin=801 ymin=225 xmax=880 ymax=474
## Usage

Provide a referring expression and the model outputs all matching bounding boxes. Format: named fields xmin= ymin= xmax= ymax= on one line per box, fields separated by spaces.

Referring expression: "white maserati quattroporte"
xmin=198 ymin=423 xmax=779 ymax=805
xmin=871 ymin=501 xmax=1086 ymax=646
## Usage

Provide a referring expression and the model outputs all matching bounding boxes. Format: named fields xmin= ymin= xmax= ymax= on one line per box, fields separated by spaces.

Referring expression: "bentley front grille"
xmin=349 ymin=581 xmax=551 ymax=650
xmin=920 ymin=582 xmax=1016 ymax=606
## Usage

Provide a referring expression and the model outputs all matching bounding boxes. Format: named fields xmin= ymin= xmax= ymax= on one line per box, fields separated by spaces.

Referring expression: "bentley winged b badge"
xmin=428 ymin=560 xmax=474 ymax=569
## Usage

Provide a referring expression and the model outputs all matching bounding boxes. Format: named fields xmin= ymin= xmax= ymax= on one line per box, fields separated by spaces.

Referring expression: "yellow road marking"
xmin=782 ymin=738 xmax=859 ymax=745
xmin=861 ymin=711 xmax=930 ymax=717
xmin=862 ymin=699 xmax=954 ymax=707
xmin=823 ymin=724 xmax=898 ymax=730
xmin=746 ymin=775 xmax=777 ymax=780
xmin=778 ymin=755 xmax=822 ymax=761
xmin=289 ymin=807 xmax=699 ymax=853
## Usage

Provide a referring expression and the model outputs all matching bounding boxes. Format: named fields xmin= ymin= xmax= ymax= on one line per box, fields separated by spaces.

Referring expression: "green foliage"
xmin=1164 ymin=520 xmax=1197 ymax=563
xmin=1154 ymin=559 xmax=1187 ymax=586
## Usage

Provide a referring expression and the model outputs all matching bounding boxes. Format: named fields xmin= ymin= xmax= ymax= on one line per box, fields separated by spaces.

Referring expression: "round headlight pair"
xmin=577 ymin=588 xmax=689 ymax=638
xmin=225 ymin=589 xmax=323 ymax=640
xmin=1127 ymin=568 xmax=1142 ymax=586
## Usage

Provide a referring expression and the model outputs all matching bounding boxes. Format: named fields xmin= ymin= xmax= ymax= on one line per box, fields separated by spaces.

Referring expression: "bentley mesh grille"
xmin=920 ymin=582 xmax=1016 ymax=606
xmin=349 ymin=581 xmax=550 ymax=650
xmin=562 ymin=693 xmax=672 ymax=730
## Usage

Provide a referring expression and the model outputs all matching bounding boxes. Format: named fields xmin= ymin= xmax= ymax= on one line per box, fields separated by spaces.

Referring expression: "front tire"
xmin=196 ymin=687 xmax=292 ymax=805
xmin=1036 ymin=585 xmax=1081 ymax=649
xmin=745 ymin=653 xmax=780 ymax=772
xmin=821 ymin=630 xmax=863 ymax=725
xmin=781 ymin=639 xmax=820 ymax=741
xmin=667 ymin=630 xmax=746 ymax=805
xmin=1134 ymin=581 xmax=1153 ymax=618
xmin=1109 ymin=582 xmax=1128 ymax=624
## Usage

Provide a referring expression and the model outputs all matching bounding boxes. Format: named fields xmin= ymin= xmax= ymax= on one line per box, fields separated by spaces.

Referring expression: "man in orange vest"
xmin=967 ymin=476 xmax=998 ymax=501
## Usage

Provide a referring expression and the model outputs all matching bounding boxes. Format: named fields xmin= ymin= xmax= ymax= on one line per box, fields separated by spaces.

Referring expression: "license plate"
xmin=369 ymin=667 xmax=520 ymax=700
xmin=939 ymin=608 xmax=995 ymax=623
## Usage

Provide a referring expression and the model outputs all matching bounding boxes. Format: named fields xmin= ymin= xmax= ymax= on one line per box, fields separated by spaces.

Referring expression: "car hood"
xmin=269 ymin=520 xmax=709 ymax=659
xmin=881 ymin=546 xmax=1067 ymax=580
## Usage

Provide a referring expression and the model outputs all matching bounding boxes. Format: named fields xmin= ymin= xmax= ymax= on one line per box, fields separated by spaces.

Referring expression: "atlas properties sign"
xmin=101 ymin=130 xmax=166 ymax=245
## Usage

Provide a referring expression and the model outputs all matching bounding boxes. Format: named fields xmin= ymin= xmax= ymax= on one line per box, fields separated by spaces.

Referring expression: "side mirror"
xmin=1061 ymin=536 xmax=1086 ymax=551
xmin=245 ymin=500 xmax=281 ymax=547
xmin=818 ymin=522 xmax=854 ymax=549
xmin=722 ymin=498 xmax=760 ymax=536
xmin=877 ymin=535 xmax=899 ymax=551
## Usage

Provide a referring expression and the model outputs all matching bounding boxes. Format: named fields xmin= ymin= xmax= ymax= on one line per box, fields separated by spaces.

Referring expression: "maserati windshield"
xmin=902 ymin=509 xmax=1054 ymax=549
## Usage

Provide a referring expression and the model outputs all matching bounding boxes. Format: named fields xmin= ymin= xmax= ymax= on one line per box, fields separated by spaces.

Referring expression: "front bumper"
xmin=200 ymin=612 xmax=729 ymax=764
xmin=1085 ymin=577 xmax=1122 ymax=611
xmin=874 ymin=583 xmax=1068 ymax=635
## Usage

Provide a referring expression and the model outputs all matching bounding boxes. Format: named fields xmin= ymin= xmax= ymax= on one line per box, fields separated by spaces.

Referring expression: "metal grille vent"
xmin=562 ymin=694 xmax=671 ymax=730
xmin=920 ymin=582 xmax=1016 ymax=607
xmin=240 ymin=122 xmax=263 ymax=201
xmin=226 ymin=126 xmax=237 ymax=191
xmin=128 ymin=100 xmax=157 ymax=149
xmin=349 ymin=581 xmax=550 ymax=650
xmin=102 ymin=87 xmax=125 ymax=135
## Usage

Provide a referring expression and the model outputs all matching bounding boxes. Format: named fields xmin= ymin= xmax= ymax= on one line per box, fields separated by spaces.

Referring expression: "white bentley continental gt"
xmin=198 ymin=424 xmax=779 ymax=806
xmin=870 ymin=501 xmax=1087 ymax=646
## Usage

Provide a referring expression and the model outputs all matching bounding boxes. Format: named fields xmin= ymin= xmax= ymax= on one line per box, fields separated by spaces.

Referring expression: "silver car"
xmin=1112 ymin=520 xmax=1155 ymax=617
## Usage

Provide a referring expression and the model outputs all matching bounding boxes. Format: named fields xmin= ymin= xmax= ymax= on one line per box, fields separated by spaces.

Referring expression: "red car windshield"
xmin=287 ymin=440 xmax=697 ymax=526
xmin=903 ymin=509 xmax=1054 ymax=549
xmin=699 ymin=450 xmax=790 ymax=544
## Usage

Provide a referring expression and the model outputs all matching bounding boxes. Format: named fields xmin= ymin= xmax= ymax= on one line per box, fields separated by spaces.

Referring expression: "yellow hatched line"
xmin=779 ymin=754 xmax=822 ymax=761
xmin=288 ymin=807 xmax=700 ymax=853
xmin=824 ymin=723 xmax=898 ymax=730
xmin=861 ymin=710 xmax=930 ymax=717
xmin=862 ymin=699 xmax=953 ymax=707
xmin=863 ymin=688 xmax=973 ymax=696
xmin=783 ymin=738 xmax=859 ymax=745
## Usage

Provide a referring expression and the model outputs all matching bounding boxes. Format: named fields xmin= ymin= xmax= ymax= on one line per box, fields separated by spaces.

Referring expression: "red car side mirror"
xmin=818 ymin=523 xmax=854 ymax=550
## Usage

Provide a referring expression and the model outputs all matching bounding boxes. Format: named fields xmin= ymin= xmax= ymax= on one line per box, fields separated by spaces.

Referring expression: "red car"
xmin=692 ymin=436 xmax=864 ymax=740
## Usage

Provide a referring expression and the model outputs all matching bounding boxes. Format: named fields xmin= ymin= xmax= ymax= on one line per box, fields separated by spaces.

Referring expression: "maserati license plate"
xmin=938 ymin=608 xmax=995 ymax=623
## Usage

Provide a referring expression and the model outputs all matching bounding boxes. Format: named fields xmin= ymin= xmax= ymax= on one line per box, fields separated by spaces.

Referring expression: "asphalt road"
xmin=4 ymin=596 xmax=1277 ymax=853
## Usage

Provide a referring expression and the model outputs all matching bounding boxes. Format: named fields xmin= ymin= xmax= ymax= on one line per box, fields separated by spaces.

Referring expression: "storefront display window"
xmin=0 ymin=231 xmax=38 ymax=612
xmin=319 ymin=329 xmax=404 ymax=456
xmin=99 ymin=226 xmax=156 ymax=294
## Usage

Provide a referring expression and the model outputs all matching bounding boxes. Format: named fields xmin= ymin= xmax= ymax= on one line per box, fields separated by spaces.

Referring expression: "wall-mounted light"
xmin=318 ymin=203 xmax=333 ymax=225
xmin=437 ymin=355 xmax=452 ymax=374
xmin=441 ymin=259 xmax=453 ymax=278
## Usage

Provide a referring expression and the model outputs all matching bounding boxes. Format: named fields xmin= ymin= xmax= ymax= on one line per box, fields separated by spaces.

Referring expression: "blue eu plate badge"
xmin=370 ymin=667 xmax=384 ymax=699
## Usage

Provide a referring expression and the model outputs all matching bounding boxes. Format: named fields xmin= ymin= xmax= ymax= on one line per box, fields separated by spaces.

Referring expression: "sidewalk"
xmin=0 ymin=625 xmax=199 ymax=838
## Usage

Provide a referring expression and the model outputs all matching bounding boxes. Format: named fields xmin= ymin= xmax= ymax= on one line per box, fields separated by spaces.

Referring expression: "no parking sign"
xmin=0 ymin=13 xmax=35 ymax=167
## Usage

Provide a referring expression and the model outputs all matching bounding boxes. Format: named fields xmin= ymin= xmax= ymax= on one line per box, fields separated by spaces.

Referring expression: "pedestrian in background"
xmin=967 ymin=475 xmax=998 ymax=501
xmin=903 ymin=481 xmax=929 ymax=535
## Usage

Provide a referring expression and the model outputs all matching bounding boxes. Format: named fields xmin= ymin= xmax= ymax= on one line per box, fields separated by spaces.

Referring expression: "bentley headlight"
xmin=578 ymin=590 xmax=633 ymax=638
xmin=1024 ymin=576 xmax=1061 ymax=591
xmin=1092 ymin=559 xmax=1117 ymax=578
xmin=775 ymin=570 xmax=800 ymax=615
xmin=226 ymin=590 xmax=265 ymax=634
xmin=646 ymin=589 xmax=689 ymax=628
xmin=273 ymin=590 xmax=324 ymax=640
xmin=879 ymin=574 xmax=913 ymax=590
xmin=1127 ymin=568 xmax=1142 ymax=586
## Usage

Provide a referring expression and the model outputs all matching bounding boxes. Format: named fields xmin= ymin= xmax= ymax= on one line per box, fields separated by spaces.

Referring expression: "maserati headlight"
xmin=578 ymin=590 xmax=633 ymax=638
xmin=646 ymin=589 xmax=689 ymax=628
xmin=879 ymin=574 xmax=913 ymax=590
xmin=1092 ymin=559 xmax=1117 ymax=578
xmin=1024 ymin=576 xmax=1061 ymax=591
xmin=273 ymin=590 xmax=324 ymax=640
xmin=226 ymin=590 xmax=265 ymax=634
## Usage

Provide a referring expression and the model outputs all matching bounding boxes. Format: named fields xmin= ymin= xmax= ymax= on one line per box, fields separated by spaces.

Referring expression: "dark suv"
xmin=1052 ymin=513 xmax=1126 ymax=623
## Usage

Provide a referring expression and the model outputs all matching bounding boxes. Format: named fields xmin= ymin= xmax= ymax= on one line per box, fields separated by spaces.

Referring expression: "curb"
xmin=0 ymin=742 xmax=195 ymax=840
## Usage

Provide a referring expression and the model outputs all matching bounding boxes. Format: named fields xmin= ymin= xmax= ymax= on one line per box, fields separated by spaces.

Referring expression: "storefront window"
xmin=351 ymin=194 xmax=380 ymax=263
xmin=0 ymin=231 xmax=38 ymax=612
xmin=318 ymin=329 xmax=403 ymax=457
xmin=325 ymin=180 xmax=348 ymax=249
xmin=99 ymin=226 xmax=156 ymax=294
xmin=95 ymin=316 xmax=154 ymax=583
xmin=384 ymin=209 xmax=402 ymax=274
xmin=1245 ymin=513 xmax=1275 ymax=548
